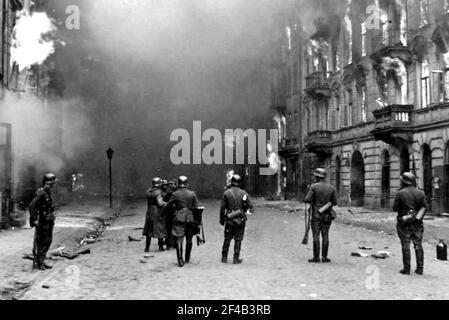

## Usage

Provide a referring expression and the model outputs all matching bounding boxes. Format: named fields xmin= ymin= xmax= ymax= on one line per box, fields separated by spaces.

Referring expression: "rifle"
xmin=302 ymin=203 xmax=311 ymax=245
xmin=194 ymin=207 xmax=206 ymax=246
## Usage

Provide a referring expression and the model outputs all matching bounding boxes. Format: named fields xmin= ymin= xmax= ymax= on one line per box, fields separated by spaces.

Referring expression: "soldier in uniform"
xmin=304 ymin=168 xmax=337 ymax=263
xmin=220 ymin=174 xmax=253 ymax=264
xmin=162 ymin=179 xmax=177 ymax=250
xmin=393 ymin=172 xmax=427 ymax=275
xmin=143 ymin=177 xmax=167 ymax=252
xmin=165 ymin=176 xmax=200 ymax=267
xmin=29 ymin=173 xmax=57 ymax=270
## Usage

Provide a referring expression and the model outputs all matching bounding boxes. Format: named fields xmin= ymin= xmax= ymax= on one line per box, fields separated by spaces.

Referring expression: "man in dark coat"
xmin=304 ymin=168 xmax=337 ymax=263
xmin=143 ymin=177 xmax=167 ymax=252
xmin=220 ymin=174 xmax=254 ymax=264
xmin=393 ymin=172 xmax=428 ymax=275
xmin=162 ymin=179 xmax=177 ymax=250
xmin=165 ymin=176 xmax=200 ymax=267
xmin=29 ymin=173 xmax=57 ymax=270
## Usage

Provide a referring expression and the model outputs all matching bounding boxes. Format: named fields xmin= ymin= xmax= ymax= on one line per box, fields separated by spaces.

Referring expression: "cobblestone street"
xmin=19 ymin=200 xmax=449 ymax=300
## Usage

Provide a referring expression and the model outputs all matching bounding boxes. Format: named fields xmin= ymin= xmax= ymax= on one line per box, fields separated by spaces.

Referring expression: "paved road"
xmin=21 ymin=200 xmax=449 ymax=300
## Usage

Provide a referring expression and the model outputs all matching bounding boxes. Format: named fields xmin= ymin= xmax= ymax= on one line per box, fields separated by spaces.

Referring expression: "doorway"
xmin=335 ymin=156 xmax=341 ymax=196
xmin=400 ymin=147 xmax=410 ymax=174
xmin=381 ymin=150 xmax=390 ymax=208
xmin=422 ymin=144 xmax=432 ymax=212
xmin=351 ymin=151 xmax=365 ymax=207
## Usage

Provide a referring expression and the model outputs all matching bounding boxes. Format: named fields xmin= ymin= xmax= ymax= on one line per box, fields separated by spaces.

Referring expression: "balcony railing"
xmin=371 ymin=30 xmax=411 ymax=62
xmin=305 ymin=71 xmax=332 ymax=99
xmin=372 ymin=104 xmax=414 ymax=145
xmin=304 ymin=130 xmax=332 ymax=156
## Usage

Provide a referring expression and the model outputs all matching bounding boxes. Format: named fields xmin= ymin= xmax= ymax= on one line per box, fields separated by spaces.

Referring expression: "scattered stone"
xmin=140 ymin=258 xmax=149 ymax=263
xmin=42 ymin=285 xmax=50 ymax=289
xmin=128 ymin=236 xmax=141 ymax=242
xmin=76 ymin=248 xmax=91 ymax=255
xmin=144 ymin=254 xmax=154 ymax=259
xmin=371 ymin=251 xmax=392 ymax=259
xmin=358 ymin=246 xmax=373 ymax=250
xmin=351 ymin=252 xmax=369 ymax=258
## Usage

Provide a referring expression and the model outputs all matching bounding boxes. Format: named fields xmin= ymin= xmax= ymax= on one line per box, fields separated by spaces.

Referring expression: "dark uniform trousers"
xmin=29 ymin=188 xmax=55 ymax=267
xmin=311 ymin=218 xmax=331 ymax=260
xmin=166 ymin=188 xmax=199 ymax=265
xmin=304 ymin=181 xmax=337 ymax=260
xmin=222 ymin=222 xmax=245 ymax=260
xmin=220 ymin=186 xmax=253 ymax=261
xmin=393 ymin=186 xmax=427 ymax=272
xmin=397 ymin=221 xmax=424 ymax=272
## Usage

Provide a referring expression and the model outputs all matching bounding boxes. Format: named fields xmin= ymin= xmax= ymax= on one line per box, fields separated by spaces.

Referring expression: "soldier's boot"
xmin=158 ymin=238 xmax=165 ymax=252
xmin=32 ymin=257 xmax=40 ymax=270
xmin=185 ymin=243 xmax=193 ymax=263
xmin=400 ymin=244 xmax=411 ymax=275
xmin=321 ymin=240 xmax=331 ymax=263
xmin=38 ymin=257 xmax=46 ymax=271
xmin=176 ymin=244 xmax=184 ymax=267
xmin=222 ymin=239 xmax=231 ymax=263
xmin=309 ymin=241 xmax=321 ymax=263
xmin=415 ymin=247 xmax=424 ymax=275
xmin=145 ymin=237 xmax=151 ymax=253
xmin=233 ymin=240 xmax=243 ymax=264
xmin=42 ymin=261 xmax=53 ymax=269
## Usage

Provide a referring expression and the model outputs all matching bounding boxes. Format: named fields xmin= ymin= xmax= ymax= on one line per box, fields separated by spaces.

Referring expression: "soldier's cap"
xmin=178 ymin=176 xmax=189 ymax=187
xmin=400 ymin=172 xmax=416 ymax=186
xmin=43 ymin=173 xmax=57 ymax=185
xmin=313 ymin=168 xmax=327 ymax=179
xmin=152 ymin=177 xmax=163 ymax=187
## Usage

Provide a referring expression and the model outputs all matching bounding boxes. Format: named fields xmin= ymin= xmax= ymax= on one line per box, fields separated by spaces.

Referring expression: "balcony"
xmin=370 ymin=31 xmax=412 ymax=63
xmin=304 ymin=130 xmax=332 ymax=156
xmin=279 ymin=137 xmax=300 ymax=157
xmin=371 ymin=104 xmax=414 ymax=146
xmin=304 ymin=71 xmax=331 ymax=99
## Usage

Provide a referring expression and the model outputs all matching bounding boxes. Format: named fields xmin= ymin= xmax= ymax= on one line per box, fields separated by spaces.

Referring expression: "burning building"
xmin=269 ymin=0 xmax=449 ymax=213
xmin=0 ymin=0 xmax=65 ymax=228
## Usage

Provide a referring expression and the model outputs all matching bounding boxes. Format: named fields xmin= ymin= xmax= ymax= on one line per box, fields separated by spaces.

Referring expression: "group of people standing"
xmin=28 ymin=168 xmax=428 ymax=276
xmin=304 ymin=168 xmax=428 ymax=275
xmin=143 ymin=174 xmax=254 ymax=267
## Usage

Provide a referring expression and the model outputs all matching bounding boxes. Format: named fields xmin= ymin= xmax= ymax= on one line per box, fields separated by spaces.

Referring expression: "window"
xmin=347 ymin=89 xmax=353 ymax=125
xmin=286 ymin=26 xmax=292 ymax=51
xmin=419 ymin=0 xmax=429 ymax=27
xmin=361 ymin=86 xmax=367 ymax=122
xmin=361 ymin=22 xmax=367 ymax=57
xmin=344 ymin=14 xmax=353 ymax=64
xmin=421 ymin=60 xmax=430 ymax=108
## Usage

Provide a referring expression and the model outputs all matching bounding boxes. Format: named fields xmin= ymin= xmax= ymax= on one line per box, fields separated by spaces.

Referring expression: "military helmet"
xmin=231 ymin=174 xmax=242 ymax=186
xmin=178 ymin=176 xmax=188 ymax=187
xmin=152 ymin=177 xmax=163 ymax=187
xmin=313 ymin=168 xmax=327 ymax=179
xmin=43 ymin=173 xmax=57 ymax=186
xmin=400 ymin=172 xmax=416 ymax=186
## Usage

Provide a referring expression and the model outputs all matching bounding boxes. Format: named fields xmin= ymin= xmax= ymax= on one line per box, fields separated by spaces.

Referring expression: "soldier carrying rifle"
xmin=304 ymin=168 xmax=337 ymax=263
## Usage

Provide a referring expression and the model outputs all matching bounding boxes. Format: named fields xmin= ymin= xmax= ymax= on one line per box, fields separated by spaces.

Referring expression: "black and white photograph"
xmin=1 ymin=0 xmax=449 ymax=305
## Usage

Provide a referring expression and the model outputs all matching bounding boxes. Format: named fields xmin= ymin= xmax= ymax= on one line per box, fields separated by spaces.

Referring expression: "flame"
xmin=266 ymin=143 xmax=280 ymax=172
xmin=11 ymin=11 xmax=57 ymax=72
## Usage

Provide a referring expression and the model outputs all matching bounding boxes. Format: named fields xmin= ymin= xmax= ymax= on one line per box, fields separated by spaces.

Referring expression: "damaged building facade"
xmin=270 ymin=0 xmax=449 ymax=214
xmin=0 ymin=0 xmax=65 ymax=229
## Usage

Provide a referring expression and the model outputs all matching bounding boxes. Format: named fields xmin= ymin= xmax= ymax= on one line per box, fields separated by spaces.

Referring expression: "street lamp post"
xmin=106 ymin=147 xmax=114 ymax=208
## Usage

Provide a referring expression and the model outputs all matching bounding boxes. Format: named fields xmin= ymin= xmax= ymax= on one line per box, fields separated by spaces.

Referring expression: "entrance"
xmin=335 ymin=156 xmax=341 ymax=196
xmin=381 ymin=150 xmax=390 ymax=208
xmin=422 ymin=144 xmax=432 ymax=212
xmin=400 ymin=147 xmax=410 ymax=174
xmin=351 ymin=151 xmax=365 ymax=207
xmin=0 ymin=124 xmax=12 ymax=229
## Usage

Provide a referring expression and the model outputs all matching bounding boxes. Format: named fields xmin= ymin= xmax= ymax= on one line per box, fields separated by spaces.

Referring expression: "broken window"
xmin=361 ymin=22 xmax=367 ymax=57
xmin=360 ymin=85 xmax=367 ymax=122
xmin=421 ymin=60 xmax=431 ymax=108
xmin=419 ymin=0 xmax=430 ymax=27
xmin=445 ymin=0 xmax=449 ymax=13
